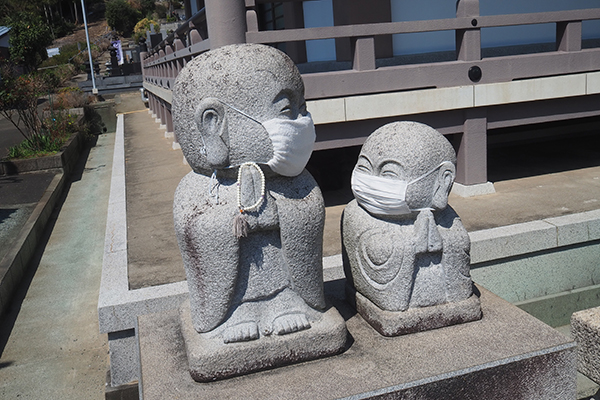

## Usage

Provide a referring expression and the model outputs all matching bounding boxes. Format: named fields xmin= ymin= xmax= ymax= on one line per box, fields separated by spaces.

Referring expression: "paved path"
xmin=122 ymin=98 xmax=600 ymax=287
xmin=125 ymin=110 xmax=191 ymax=289
xmin=0 ymin=114 xmax=116 ymax=399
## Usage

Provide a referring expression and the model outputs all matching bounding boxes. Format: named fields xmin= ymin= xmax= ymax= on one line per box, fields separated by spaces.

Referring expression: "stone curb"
xmin=98 ymin=114 xmax=188 ymax=335
xmin=0 ymin=172 xmax=65 ymax=317
xmin=571 ymin=306 xmax=600 ymax=385
xmin=470 ymin=209 xmax=600 ymax=264
xmin=98 ymin=204 xmax=600 ymax=331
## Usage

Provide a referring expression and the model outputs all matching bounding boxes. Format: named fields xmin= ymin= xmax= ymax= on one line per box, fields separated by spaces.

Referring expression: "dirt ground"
xmin=51 ymin=19 xmax=111 ymax=49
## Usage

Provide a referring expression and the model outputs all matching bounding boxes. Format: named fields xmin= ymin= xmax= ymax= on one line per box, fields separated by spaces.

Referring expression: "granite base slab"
xmin=139 ymin=286 xmax=576 ymax=400
xmin=347 ymin=285 xmax=482 ymax=336
xmin=179 ymin=299 xmax=348 ymax=382
xmin=571 ymin=306 xmax=600 ymax=384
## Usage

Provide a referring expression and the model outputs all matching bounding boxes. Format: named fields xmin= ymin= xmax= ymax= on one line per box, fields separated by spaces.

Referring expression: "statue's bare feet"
xmin=272 ymin=313 xmax=311 ymax=335
xmin=222 ymin=322 xmax=259 ymax=343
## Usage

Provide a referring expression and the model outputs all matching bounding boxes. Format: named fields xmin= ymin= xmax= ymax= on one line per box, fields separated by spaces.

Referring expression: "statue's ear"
xmin=432 ymin=161 xmax=455 ymax=210
xmin=194 ymin=97 xmax=229 ymax=168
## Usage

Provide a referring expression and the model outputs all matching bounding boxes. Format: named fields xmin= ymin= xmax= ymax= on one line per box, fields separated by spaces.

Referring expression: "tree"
xmin=129 ymin=0 xmax=155 ymax=17
xmin=4 ymin=12 xmax=53 ymax=71
xmin=133 ymin=17 xmax=159 ymax=43
xmin=0 ymin=67 xmax=45 ymax=140
xmin=106 ymin=0 xmax=141 ymax=37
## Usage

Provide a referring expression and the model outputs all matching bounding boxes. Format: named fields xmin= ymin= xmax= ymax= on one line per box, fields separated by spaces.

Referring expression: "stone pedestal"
xmin=347 ymin=285 xmax=482 ymax=336
xmin=179 ymin=300 xmax=347 ymax=382
xmin=138 ymin=285 xmax=576 ymax=399
xmin=572 ymin=306 xmax=600 ymax=384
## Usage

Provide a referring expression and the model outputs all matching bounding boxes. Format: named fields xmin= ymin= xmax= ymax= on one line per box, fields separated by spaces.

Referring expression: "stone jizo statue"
xmin=342 ymin=121 xmax=482 ymax=336
xmin=172 ymin=44 xmax=346 ymax=381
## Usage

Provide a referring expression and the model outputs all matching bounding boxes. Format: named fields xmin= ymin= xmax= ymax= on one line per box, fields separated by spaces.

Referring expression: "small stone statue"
xmin=172 ymin=44 xmax=346 ymax=381
xmin=342 ymin=121 xmax=482 ymax=336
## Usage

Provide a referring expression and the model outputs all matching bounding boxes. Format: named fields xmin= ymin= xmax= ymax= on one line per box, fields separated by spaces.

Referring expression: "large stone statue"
xmin=342 ymin=121 xmax=482 ymax=336
xmin=172 ymin=44 xmax=346 ymax=381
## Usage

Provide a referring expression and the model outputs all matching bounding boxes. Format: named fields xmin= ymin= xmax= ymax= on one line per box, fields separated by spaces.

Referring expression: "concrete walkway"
xmin=124 ymin=110 xmax=191 ymax=289
xmin=0 ymin=96 xmax=129 ymax=399
xmin=123 ymin=101 xmax=600 ymax=288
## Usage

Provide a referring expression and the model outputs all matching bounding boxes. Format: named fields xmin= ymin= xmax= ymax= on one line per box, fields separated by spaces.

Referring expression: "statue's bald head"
xmin=173 ymin=44 xmax=305 ymax=173
xmin=174 ymin=44 xmax=303 ymax=112
xmin=361 ymin=121 xmax=456 ymax=178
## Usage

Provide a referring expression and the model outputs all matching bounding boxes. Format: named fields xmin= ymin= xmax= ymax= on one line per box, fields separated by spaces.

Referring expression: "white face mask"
xmin=263 ymin=114 xmax=315 ymax=177
xmin=217 ymin=100 xmax=316 ymax=177
xmin=351 ymin=164 xmax=443 ymax=216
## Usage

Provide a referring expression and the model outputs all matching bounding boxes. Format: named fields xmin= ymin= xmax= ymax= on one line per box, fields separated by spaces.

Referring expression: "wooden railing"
xmin=143 ymin=1 xmax=600 ymax=101
xmin=142 ymin=8 xmax=210 ymax=92
xmin=141 ymin=0 xmax=600 ymax=188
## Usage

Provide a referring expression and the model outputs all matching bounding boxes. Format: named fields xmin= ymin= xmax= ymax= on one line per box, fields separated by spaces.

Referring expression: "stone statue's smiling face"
xmin=237 ymin=70 xmax=307 ymax=123
xmin=355 ymin=121 xmax=457 ymax=211
xmin=355 ymin=156 xmax=410 ymax=181
xmin=354 ymin=152 xmax=438 ymax=212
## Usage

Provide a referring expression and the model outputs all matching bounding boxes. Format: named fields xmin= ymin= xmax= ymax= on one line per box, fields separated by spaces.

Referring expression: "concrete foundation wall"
xmin=470 ymin=210 xmax=600 ymax=326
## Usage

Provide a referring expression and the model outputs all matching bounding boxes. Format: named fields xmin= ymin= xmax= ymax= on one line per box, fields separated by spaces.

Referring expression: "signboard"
xmin=111 ymin=40 xmax=124 ymax=65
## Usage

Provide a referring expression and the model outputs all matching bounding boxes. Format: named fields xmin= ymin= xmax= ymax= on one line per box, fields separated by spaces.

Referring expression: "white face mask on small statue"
xmin=218 ymin=100 xmax=316 ymax=177
xmin=351 ymin=164 xmax=444 ymax=216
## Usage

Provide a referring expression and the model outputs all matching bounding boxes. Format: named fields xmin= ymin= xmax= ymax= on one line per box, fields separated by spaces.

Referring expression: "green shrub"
xmin=7 ymin=112 xmax=78 ymax=159
xmin=0 ymin=70 xmax=45 ymax=140
xmin=155 ymin=4 xmax=167 ymax=19
xmin=40 ymin=42 xmax=85 ymax=68
xmin=40 ymin=70 xmax=62 ymax=92
xmin=0 ymin=65 xmax=87 ymax=160
xmin=42 ymin=64 xmax=78 ymax=91
xmin=131 ymin=0 xmax=156 ymax=18
xmin=48 ymin=87 xmax=93 ymax=110
xmin=51 ymin=14 xmax=75 ymax=38
xmin=133 ymin=18 xmax=160 ymax=43
xmin=7 ymin=133 xmax=63 ymax=159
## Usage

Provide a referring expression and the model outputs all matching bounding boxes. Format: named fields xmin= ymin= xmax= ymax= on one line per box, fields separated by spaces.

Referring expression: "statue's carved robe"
xmin=342 ymin=200 xmax=472 ymax=312
xmin=174 ymin=169 xmax=325 ymax=333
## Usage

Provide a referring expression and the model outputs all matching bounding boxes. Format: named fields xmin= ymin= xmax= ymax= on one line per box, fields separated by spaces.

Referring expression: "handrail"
xmin=146 ymin=7 xmax=207 ymax=57
xmin=245 ymin=9 xmax=600 ymax=43
xmin=146 ymin=8 xmax=600 ymax=65
xmin=142 ymin=4 xmax=600 ymax=102
xmin=140 ymin=1 xmax=600 ymax=188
